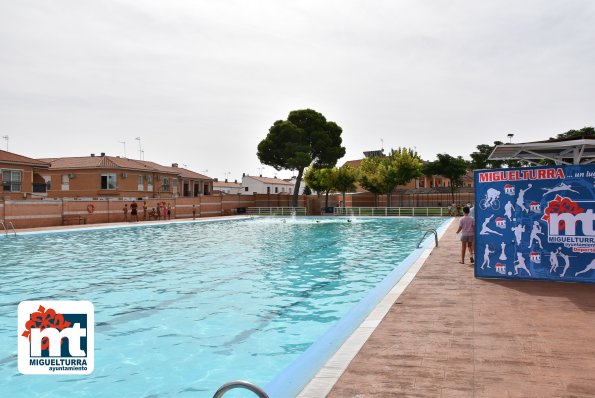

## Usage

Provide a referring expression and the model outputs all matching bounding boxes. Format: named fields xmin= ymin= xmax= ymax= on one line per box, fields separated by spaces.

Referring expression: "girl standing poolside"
xmin=456 ymin=206 xmax=475 ymax=264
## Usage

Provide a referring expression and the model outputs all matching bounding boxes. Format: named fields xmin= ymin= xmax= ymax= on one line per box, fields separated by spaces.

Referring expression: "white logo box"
xmin=18 ymin=300 xmax=94 ymax=375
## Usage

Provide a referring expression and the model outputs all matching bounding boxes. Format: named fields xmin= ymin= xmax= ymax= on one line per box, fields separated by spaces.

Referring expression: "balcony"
xmin=2 ymin=182 xmax=22 ymax=192
xmin=33 ymin=183 xmax=47 ymax=193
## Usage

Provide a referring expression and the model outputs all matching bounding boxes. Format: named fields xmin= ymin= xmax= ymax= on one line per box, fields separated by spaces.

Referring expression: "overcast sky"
xmin=1 ymin=1 xmax=594 ymax=180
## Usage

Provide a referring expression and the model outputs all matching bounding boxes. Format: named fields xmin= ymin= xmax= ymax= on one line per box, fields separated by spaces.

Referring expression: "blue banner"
xmin=474 ymin=164 xmax=595 ymax=284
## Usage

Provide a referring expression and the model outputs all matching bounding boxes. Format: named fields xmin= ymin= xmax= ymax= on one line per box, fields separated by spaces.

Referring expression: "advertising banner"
xmin=474 ymin=164 xmax=595 ymax=284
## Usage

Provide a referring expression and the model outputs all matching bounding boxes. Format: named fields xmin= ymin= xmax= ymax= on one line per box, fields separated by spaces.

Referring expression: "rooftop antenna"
xmin=381 ymin=138 xmax=384 ymax=152
xmin=118 ymin=140 xmax=126 ymax=158
xmin=182 ymin=163 xmax=187 ymax=168
xmin=257 ymin=166 xmax=264 ymax=176
xmin=2 ymin=135 xmax=8 ymax=151
xmin=140 ymin=150 xmax=145 ymax=160
xmin=507 ymin=133 xmax=514 ymax=144
xmin=135 ymin=137 xmax=142 ymax=159
xmin=224 ymin=171 xmax=231 ymax=181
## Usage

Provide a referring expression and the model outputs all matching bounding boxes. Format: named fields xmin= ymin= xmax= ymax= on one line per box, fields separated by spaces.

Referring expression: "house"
xmin=241 ymin=175 xmax=294 ymax=195
xmin=0 ymin=149 xmax=50 ymax=199
xmin=213 ymin=179 xmax=242 ymax=195
xmin=40 ymin=154 xmax=212 ymax=199
xmin=285 ymin=177 xmax=307 ymax=195
xmin=134 ymin=161 xmax=213 ymax=197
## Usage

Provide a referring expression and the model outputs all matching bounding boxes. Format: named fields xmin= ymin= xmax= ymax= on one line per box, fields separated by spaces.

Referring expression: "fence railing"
xmin=333 ymin=207 xmax=450 ymax=217
xmin=246 ymin=207 xmax=307 ymax=216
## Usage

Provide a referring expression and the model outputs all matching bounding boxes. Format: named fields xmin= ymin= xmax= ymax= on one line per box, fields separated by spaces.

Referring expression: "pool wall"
xmin=265 ymin=218 xmax=453 ymax=397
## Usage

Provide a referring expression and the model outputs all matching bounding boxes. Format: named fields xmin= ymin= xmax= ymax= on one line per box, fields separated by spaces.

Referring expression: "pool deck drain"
xmin=307 ymin=220 xmax=595 ymax=398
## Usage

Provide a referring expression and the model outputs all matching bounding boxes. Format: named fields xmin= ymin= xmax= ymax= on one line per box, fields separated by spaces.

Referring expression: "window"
xmin=244 ymin=187 xmax=249 ymax=192
xmin=172 ymin=178 xmax=178 ymax=195
xmin=162 ymin=177 xmax=170 ymax=192
xmin=2 ymin=170 xmax=22 ymax=192
xmin=137 ymin=175 xmax=144 ymax=191
xmin=267 ymin=187 xmax=271 ymax=194
xmin=203 ymin=184 xmax=210 ymax=195
xmin=61 ymin=174 xmax=70 ymax=191
xmin=100 ymin=174 xmax=116 ymax=190
xmin=275 ymin=187 xmax=278 ymax=193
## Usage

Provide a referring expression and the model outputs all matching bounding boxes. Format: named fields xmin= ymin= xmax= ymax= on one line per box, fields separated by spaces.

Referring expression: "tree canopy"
xmin=257 ymin=109 xmax=345 ymax=206
xmin=423 ymin=154 xmax=469 ymax=202
xmin=382 ymin=148 xmax=423 ymax=206
xmin=333 ymin=165 xmax=358 ymax=207
xmin=551 ymin=126 xmax=594 ymax=140
xmin=357 ymin=157 xmax=384 ymax=207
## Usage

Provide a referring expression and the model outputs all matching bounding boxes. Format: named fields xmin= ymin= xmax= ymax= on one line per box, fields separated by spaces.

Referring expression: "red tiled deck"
xmin=328 ymin=221 xmax=595 ymax=397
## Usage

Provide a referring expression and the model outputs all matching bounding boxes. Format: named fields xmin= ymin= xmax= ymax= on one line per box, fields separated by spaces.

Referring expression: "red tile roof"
xmin=41 ymin=156 xmax=158 ymax=172
xmin=135 ymin=160 xmax=212 ymax=180
xmin=213 ymin=181 xmax=241 ymax=188
xmin=342 ymin=159 xmax=363 ymax=168
xmin=0 ymin=150 xmax=50 ymax=167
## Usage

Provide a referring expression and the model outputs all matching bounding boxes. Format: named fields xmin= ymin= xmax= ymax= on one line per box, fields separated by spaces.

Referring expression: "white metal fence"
xmin=246 ymin=207 xmax=307 ymax=216
xmin=333 ymin=207 xmax=451 ymax=217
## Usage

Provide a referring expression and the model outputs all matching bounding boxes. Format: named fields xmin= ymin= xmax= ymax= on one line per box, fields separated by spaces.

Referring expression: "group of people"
xmin=455 ymin=202 xmax=475 ymax=264
xmin=122 ymin=201 xmax=173 ymax=222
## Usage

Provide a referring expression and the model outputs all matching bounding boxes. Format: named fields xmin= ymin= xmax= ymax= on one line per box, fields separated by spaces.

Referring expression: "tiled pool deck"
xmin=324 ymin=221 xmax=595 ymax=397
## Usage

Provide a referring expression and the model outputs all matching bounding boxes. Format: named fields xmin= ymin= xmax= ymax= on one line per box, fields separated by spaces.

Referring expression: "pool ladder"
xmin=417 ymin=228 xmax=438 ymax=248
xmin=212 ymin=380 xmax=269 ymax=398
xmin=0 ymin=221 xmax=16 ymax=236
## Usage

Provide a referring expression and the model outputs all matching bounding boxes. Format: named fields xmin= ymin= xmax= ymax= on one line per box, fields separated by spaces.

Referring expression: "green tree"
xmin=470 ymin=141 xmax=522 ymax=169
xmin=358 ymin=157 xmax=384 ymax=207
xmin=423 ymin=154 xmax=469 ymax=203
xmin=470 ymin=141 xmax=504 ymax=169
xmin=257 ymin=109 xmax=346 ymax=207
xmin=304 ymin=167 xmax=326 ymax=197
xmin=304 ymin=167 xmax=335 ymax=209
xmin=302 ymin=185 xmax=312 ymax=195
xmin=381 ymin=148 xmax=423 ymax=207
xmin=551 ymin=126 xmax=594 ymax=140
xmin=333 ymin=165 xmax=357 ymax=207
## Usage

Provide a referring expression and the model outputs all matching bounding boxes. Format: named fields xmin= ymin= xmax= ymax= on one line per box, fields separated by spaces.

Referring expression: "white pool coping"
xmin=296 ymin=218 xmax=454 ymax=398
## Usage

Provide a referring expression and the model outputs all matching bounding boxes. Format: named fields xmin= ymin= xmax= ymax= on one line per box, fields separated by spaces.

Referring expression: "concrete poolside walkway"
xmin=327 ymin=221 xmax=595 ymax=397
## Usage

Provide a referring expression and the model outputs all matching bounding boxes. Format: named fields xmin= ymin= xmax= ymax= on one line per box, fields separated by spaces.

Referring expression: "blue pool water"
xmin=0 ymin=217 xmax=447 ymax=397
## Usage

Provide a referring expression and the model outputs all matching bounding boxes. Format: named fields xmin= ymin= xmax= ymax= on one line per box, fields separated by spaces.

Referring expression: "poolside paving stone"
xmin=327 ymin=220 xmax=595 ymax=398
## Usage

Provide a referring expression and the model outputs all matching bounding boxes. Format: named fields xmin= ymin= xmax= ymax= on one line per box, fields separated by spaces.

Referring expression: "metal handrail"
xmin=8 ymin=222 xmax=16 ymax=236
xmin=212 ymin=380 xmax=269 ymax=398
xmin=1 ymin=221 xmax=17 ymax=236
xmin=417 ymin=228 xmax=438 ymax=248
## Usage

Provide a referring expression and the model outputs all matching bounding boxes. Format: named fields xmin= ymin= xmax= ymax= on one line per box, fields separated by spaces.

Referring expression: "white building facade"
xmin=241 ymin=175 xmax=294 ymax=195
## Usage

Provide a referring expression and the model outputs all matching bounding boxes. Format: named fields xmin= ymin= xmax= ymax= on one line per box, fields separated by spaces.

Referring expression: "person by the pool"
xmin=130 ymin=201 xmax=139 ymax=222
xmin=456 ymin=206 xmax=475 ymax=264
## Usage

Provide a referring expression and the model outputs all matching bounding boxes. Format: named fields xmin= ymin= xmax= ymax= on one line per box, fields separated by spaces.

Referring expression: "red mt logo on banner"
xmin=542 ymin=195 xmax=590 ymax=235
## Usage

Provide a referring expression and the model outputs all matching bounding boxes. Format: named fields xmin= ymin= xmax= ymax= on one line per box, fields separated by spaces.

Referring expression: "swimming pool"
xmin=0 ymin=216 xmax=447 ymax=397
